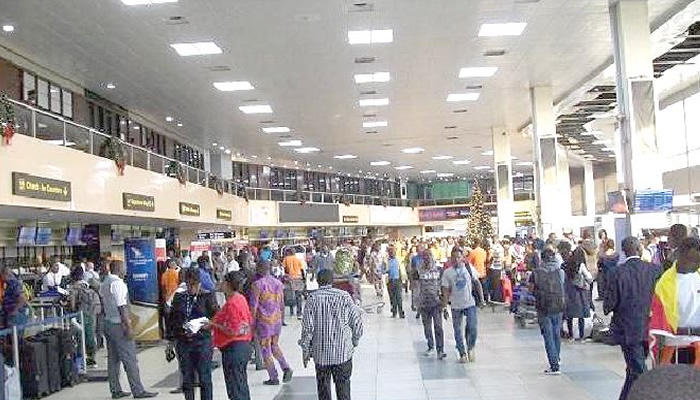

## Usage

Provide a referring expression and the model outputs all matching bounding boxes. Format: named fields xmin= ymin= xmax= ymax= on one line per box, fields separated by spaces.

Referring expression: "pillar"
xmin=610 ymin=0 xmax=662 ymax=236
xmin=530 ymin=86 xmax=562 ymax=236
xmin=492 ymin=127 xmax=515 ymax=237
xmin=557 ymin=145 xmax=573 ymax=222
xmin=209 ymin=152 xmax=233 ymax=180
xmin=584 ymin=161 xmax=596 ymax=218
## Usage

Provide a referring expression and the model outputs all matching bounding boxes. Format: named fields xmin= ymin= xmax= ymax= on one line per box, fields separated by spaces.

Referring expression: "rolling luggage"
xmin=35 ymin=331 xmax=61 ymax=392
xmin=20 ymin=337 xmax=50 ymax=398
xmin=43 ymin=328 xmax=79 ymax=387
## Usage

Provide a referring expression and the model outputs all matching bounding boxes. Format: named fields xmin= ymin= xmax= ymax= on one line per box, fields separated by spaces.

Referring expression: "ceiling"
xmin=0 ymin=0 xmax=691 ymax=179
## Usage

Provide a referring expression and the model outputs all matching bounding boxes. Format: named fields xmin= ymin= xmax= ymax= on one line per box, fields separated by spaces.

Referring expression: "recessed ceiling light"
xmin=592 ymin=139 xmax=612 ymax=145
xmin=432 ymin=155 xmax=454 ymax=160
xmin=295 ymin=147 xmax=320 ymax=153
xmin=334 ymin=154 xmax=358 ymax=160
xmin=581 ymin=131 xmax=595 ymax=136
xmin=2 ymin=25 xmax=15 ymax=33
xmin=447 ymin=93 xmax=480 ymax=102
xmin=420 ymin=170 xmax=437 ymax=174
xmin=165 ymin=116 xmax=174 ymax=122
xmin=121 ymin=0 xmax=177 ymax=5
xmin=177 ymin=123 xmax=183 ymax=127
xmin=453 ymin=160 xmax=471 ymax=165
xmin=394 ymin=166 xmax=413 ymax=170
xmin=213 ymin=81 xmax=254 ymax=91
xmin=354 ymin=72 xmax=391 ymax=84
xmin=478 ymin=22 xmax=527 ymax=37
xmin=219 ymin=146 xmax=225 ymax=150
xmin=348 ymin=29 xmax=394 ymax=44
xmin=106 ymin=83 xmax=116 ymax=89
xmin=262 ymin=126 xmax=290 ymax=134
xmin=225 ymin=149 xmax=232 ymax=155
xmin=481 ymin=150 xmax=494 ymax=156
xmin=608 ymin=154 xmax=616 ymax=158
xmin=212 ymin=142 xmax=218 ymax=146
xmin=370 ymin=161 xmax=391 ymax=166
xmin=474 ymin=166 xmax=491 ymax=170
xmin=437 ymin=173 xmax=454 ymax=178
xmin=511 ymin=156 xmax=518 ymax=160
xmin=401 ymin=147 xmax=424 ymax=154
xmin=278 ymin=140 xmax=302 ymax=147
xmin=459 ymin=67 xmax=498 ymax=78
xmin=251 ymin=155 xmax=258 ymax=159
xmin=515 ymin=161 xmax=533 ymax=166
xmin=363 ymin=121 xmax=388 ymax=128
xmin=170 ymin=41 xmax=223 ymax=57
xmin=359 ymin=98 xmax=389 ymax=107
xmin=239 ymin=105 xmax=273 ymax=114
xmin=602 ymin=148 xmax=615 ymax=152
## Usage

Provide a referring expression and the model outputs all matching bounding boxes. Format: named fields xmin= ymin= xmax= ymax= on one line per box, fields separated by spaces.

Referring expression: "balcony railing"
xmin=7 ymin=99 xmax=412 ymax=207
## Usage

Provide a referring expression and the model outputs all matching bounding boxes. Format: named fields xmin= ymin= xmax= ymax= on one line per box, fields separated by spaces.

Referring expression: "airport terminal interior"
xmin=1 ymin=1 xmax=700 ymax=400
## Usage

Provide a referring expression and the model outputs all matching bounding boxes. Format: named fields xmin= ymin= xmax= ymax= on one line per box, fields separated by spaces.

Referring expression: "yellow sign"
xmin=216 ymin=208 xmax=232 ymax=220
xmin=123 ymin=193 xmax=155 ymax=212
xmin=12 ymin=172 xmax=71 ymax=202
xmin=179 ymin=202 xmax=201 ymax=217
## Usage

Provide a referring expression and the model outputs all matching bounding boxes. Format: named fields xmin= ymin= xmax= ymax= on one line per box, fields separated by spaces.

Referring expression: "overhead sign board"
xmin=216 ymin=208 xmax=232 ymax=220
xmin=179 ymin=202 xmax=201 ymax=217
xmin=12 ymin=172 xmax=71 ymax=202
xmin=342 ymin=215 xmax=359 ymax=223
xmin=123 ymin=193 xmax=155 ymax=212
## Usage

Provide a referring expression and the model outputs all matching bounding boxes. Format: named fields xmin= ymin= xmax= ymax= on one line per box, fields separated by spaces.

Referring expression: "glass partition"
xmin=64 ymin=122 xmax=90 ymax=153
xmin=35 ymin=112 xmax=63 ymax=143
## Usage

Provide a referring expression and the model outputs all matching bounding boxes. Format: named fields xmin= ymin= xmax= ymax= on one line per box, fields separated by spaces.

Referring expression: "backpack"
xmin=334 ymin=248 xmax=355 ymax=276
xmin=534 ymin=268 xmax=564 ymax=314
xmin=75 ymin=284 xmax=100 ymax=315
xmin=464 ymin=264 xmax=483 ymax=307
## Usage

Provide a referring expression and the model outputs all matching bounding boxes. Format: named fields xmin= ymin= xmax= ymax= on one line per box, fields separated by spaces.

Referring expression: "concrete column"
xmin=610 ymin=0 xmax=662 ymax=235
xmin=492 ymin=127 xmax=515 ymax=237
xmin=584 ymin=161 xmax=596 ymax=217
xmin=209 ymin=152 xmax=233 ymax=180
xmin=556 ymin=145 xmax=573 ymax=222
xmin=530 ymin=86 xmax=561 ymax=236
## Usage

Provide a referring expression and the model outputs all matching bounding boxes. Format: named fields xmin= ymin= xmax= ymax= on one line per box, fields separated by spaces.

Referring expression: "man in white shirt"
xmin=225 ymin=252 xmax=240 ymax=272
xmin=84 ymin=261 xmax=100 ymax=283
xmin=42 ymin=263 xmax=63 ymax=291
xmin=100 ymin=260 xmax=158 ymax=399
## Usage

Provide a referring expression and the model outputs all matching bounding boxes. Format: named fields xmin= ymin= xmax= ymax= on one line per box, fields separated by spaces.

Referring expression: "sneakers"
xmin=263 ymin=379 xmax=280 ymax=386
xmin=112 ymin=392 xmax=131 ymax=399
xmin=399 ymin=312 xmax=406 ymax=319
xmin=282 ymin=368 xmax=293 ymax=383
xmin=467 ymin=350 xmax=476 ymax=363
xmin=544 ymin=368 xmax=561 ymax=376
xmin=133 ymin=392 xmax=159 ymax=399
xmin=391 ymin=313 xmax=397 ymax=318
xmin=424 ymin=348 xmax=434 ymax=357
xmin=458 ymin=355 xmax=468 ymax=364
xmin=437 ymin=351 xmax=447 ymax=360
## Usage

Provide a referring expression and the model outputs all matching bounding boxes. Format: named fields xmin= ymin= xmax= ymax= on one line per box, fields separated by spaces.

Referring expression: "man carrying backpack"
xmin=529 ymin=248 xmax=566 ymax=375
xmin=69 ymin=267 xmax=101 ymax=367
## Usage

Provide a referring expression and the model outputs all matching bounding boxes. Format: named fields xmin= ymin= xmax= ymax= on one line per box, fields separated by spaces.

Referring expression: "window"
xmin=62 ymin=90 xmax=72 ymax=118
xmin=37 ymin=79 xmax=49 ymax=109
xmin=49 ymin=84 xmax=61 ymax=114
xmin=22 ymin=72 xmax=36 ymax=104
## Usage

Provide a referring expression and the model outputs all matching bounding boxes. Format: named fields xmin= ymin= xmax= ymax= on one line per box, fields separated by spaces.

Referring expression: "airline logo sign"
xmin=216 ymin=208 xmax=232 ymax=221
xmin=123 ymin=193 xmax=155 ymax=212
xmin=179 ymin=202 xmax=201 ymax=217
xmin=12 ymin=172 xmax=71 ymax=202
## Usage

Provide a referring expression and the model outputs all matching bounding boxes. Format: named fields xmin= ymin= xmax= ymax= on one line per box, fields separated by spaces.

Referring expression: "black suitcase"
xmin=36 ymin=331 xmax=62 ymax=392
xmin=43 ymin=328 xmax=78 ymax=387
xmin=20 ymin=337 xmax=51 ymax=399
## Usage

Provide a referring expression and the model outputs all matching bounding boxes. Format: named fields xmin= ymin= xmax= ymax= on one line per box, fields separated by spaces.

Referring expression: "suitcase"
xmin=20 ymin=337 xmax=50 ymax=398
xmin=43 ymin=328 xmax=78 ymax=387
xmin=35 ymin=331 xmax=62 ymax=392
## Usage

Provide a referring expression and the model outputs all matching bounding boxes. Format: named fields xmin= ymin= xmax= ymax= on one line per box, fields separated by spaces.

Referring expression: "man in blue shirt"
xmin=197 ymin=259 xmax=216 ymax=292
xmin=386 ymin=247 xmax=405 ymax=318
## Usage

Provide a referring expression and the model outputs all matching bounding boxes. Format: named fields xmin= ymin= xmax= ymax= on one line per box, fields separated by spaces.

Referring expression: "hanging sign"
xmin=12 ymin=172 xmax=71 ymax=202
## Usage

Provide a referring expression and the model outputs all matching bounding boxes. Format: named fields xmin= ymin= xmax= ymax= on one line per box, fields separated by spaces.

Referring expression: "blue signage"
xmin=124 ymin=237 xmax=158 ymax=305
xmin=634 ymin=189 xmax=673 ymax=213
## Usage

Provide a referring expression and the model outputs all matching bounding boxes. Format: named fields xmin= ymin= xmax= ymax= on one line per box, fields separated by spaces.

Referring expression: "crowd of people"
xmin=1 ymin=223 xmax=699 ymax=400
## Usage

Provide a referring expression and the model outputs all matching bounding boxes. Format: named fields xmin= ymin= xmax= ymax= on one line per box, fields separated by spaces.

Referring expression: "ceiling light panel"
xmin=238 ymin=105 xmax=272 ymax=114
xmin=474 ymin=166 xmax=491 ymax=170
xmin=437 ymin=173 xmax=455 ymax=178
xmin=481 ymin=150 xmax=494 ymax=156
xmin=354 ymin=72 xmax=391 ymax=84
xmin=295 ymin=147 xmax=320 ymax=153
xmin=453 ymin=160 xmax=471 ymax=165
xmin=213 ymin=81 xmax=254 ymax=91
xmin=432 ymin=155 xmax=453 ymax=160
xmin=395 ymin=166 xmax=414 ymax=170
xmin=348 ymin=29 xmax=394 ymax=44
xmin=170 ymin=41 xmax=222 ymax=56
xmin=420 ymin=170 xmax=437 ymax=174
xmin=359 ymin=98 xmax=389 ymax=107
xmin=278 ymin=140 xmax=302 ymax=147
xmin=402 ymin=147 xmax=424 ymax=154
xmin=459 ymin=67 xmax=498 ymax=78
xmin=262 ymin=126 xmax=290 ymax=134
xmin=370 ymin=161 xmax=391 ymax=166
xmin=478 ymin=23 xmax=527 ymax=37
xmin=516 ymin=161 xmax=534 ymax=166
xmin=334 ymin=155 xmax=358 ymax=160
xmin=447 ymin=93 xmax=480 ymax=102
xmin=363 ymin=121 xmax=388 ymax=128
xmin=121 ymin=0 xmax=177 ymax=4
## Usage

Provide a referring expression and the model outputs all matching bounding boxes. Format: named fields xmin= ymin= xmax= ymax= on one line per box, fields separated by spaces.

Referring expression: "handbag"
xmin=572 ymin=263 xmax=592 ymax=290
xmin=465 ymin=264 xmax=483 ymax=307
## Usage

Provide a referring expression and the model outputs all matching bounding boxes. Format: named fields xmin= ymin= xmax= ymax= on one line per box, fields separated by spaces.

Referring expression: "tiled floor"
xmin=46 ymin=287 xmax=626 ymax=400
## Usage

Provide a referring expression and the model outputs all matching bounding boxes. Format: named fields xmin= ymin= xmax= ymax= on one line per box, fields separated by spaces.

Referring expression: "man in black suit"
xmin=604 ymin=237 xmax=662 ymax=400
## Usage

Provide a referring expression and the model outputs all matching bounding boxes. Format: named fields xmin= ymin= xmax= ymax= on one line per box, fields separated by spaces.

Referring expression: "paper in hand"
xmin=185 ymin=317 xmax=209 ymax=334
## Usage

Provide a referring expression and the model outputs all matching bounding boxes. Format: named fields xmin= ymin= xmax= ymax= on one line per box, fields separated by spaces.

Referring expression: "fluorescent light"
xmin=511 ymin=156 xmax=518 ymax=160
xmin=170 ymin=41 xmax=223 ymax=57
xmin=420 ymin=170 xmax=437 ymax=174
xmin=395 ymin=166 xmax=414 ymax=170
xmin=592 ymin=139 xmax=612 ymax=145
xmin=401 ymin=147 xmax=424 ymax=154
xmin=251 ymin=155 xmax=258 ymax=159
xmin=354 ymin=72 xmax=391 ymax=84
xmin=363 ymin=121 xmax=388 ymax=128
xmin=176 ymin=123 xmax=183 ymax=127
xmin=278 ymin=140 xmax=302 ymax=147
xmin=45 ymin=140 xmax=76 ymax=146
xmin=334 ymin=155 xmax=358 ymax=160
xmin=121 ymin=0 xmax=177 ymax=4
xmin=238 ymin=105 xmax=273 ymax=114
xmin=581 ymin=131 xmax=595 ymax=136
xmin=447 ymin=93 xmax=480 ymax=102
xmin=225 ymin=149 xmax=232 ymax=155
xmin=474 ymin=166 xmax=491 ymax=170
xmin=478 ymin=23 xmax=527 ymax=37
xmin=262 ymin=127 xmax=290 ymax=134
xmin=212 ymin=142 xmax=218 ymax=146
xmin=516 ymin=161 xmax=533 ymax=166
xmin=165 ymin=116 xmax=174 ymax=122
xmin=453 ymin=160 xmax=471 ymax=165
xmin=359 ymin=98 xmax=389 ymax=107
xmin=602 ymin=148 xmax=615 ymax=152
xmin=432 ymin=155 xmax=453 ymax=160
xmin=348 ymin=29 xmax=394 ymax=44
xmin=370 ymin=161 xmax=391 ymax=166
xmin=213 ymin=81 xmax=254 ymax=91
xmin=481 ymin=150 xmax=493 ymax=156
xmin=106 ymin=83 xmax=116 ymax=89
xmin=219 ymin=146 xmax=225 ymax=150
xmin=2 ymin=25 xmax=15 ymax=33
xmin=459 ymin=67 xmax=498 ymax=78
xmin=437 ymin=173 xmax=454 ymax=178
xmin=295 ymin=147 xmax=320 ymax=153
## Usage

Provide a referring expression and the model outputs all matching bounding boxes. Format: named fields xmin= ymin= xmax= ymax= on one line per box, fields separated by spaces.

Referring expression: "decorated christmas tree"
xmin=467 ymin=178 xmax=493 ymax=245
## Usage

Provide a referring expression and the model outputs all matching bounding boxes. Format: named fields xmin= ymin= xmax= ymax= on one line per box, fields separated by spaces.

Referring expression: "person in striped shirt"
xmin=299 ymin=269 xmax=364 ymax=400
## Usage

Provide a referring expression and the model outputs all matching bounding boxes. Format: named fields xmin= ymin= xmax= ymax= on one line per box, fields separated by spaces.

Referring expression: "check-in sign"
xmin=12 ymin=172 xmax=71 ymax=202
xmin=123 ymin=193 xmax=155 ymax=212
xmin=179 ymin=202 xmax=201 ymax=217
xmin=216 ymin=208 xmax=232 ymax=220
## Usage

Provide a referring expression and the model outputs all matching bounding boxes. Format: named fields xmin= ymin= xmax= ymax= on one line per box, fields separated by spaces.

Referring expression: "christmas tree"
xmin=467 ymin=178 xmax=493 ymax=245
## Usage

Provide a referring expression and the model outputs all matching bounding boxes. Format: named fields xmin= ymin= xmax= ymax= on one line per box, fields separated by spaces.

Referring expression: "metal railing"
xmin=8 ymin=99 xmax=412 ymax=207
xmin=414 ymin=193 xmax=498 ymax=207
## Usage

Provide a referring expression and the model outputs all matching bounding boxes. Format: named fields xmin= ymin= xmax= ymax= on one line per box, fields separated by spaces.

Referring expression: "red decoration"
xmin=3 ymin=124 xmax=14 ymax=145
